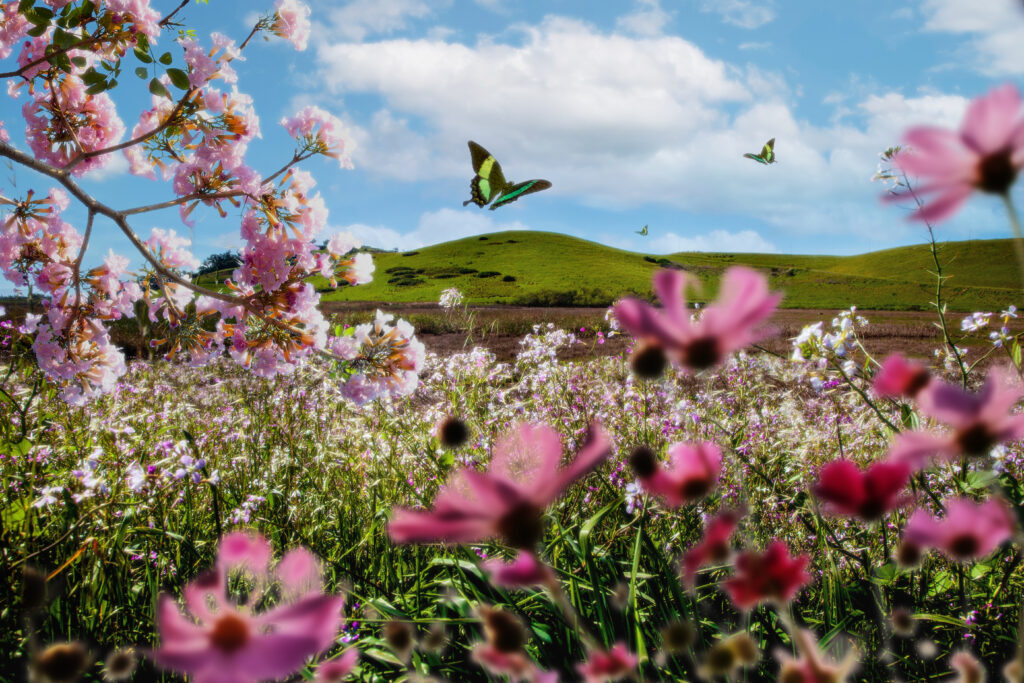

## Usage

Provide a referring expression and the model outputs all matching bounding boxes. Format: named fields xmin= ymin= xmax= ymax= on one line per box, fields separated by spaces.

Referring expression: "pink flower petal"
xmin=961 ymin=83 xmax=1023 ymax=155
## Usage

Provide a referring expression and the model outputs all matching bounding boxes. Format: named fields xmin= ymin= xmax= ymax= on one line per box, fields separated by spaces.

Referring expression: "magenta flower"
xmin=873 ymin=353 xmax=932 ymax=399
xmin=723 ymin=541 xmax=811 ymax=611
xmin=388 ymin=422 xmax=611 ymax=548
xmin=315 ymin=649 xmax=359 ymax=682
xmin=484 ymin=551 xmax=557 ymax=589
xmin=577 ymin=642 xmax=639 ymax=682
xmin=812 ymin=459 xmax=911 ymax=521
xmin=681 ymin=508 xmax=743 ymax=589
xmin=890 ymin=83 xmax=1024 ymax=222
xmin=630 ymin=442 xmax=722 ymax=507
xmin=904 ymin=498 xmax=1015 ymax=561
xmin=888 ymin=367 xmax=1024 ymax=468
xmin=614 ymin=267 xmax=781 ymax=371
xmin=149 ymin=532 xmax=344 ymax=683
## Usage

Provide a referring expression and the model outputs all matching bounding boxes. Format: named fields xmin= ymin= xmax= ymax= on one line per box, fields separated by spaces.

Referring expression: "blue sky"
xmin=3 ymin=0 xmax=1024 ymax=289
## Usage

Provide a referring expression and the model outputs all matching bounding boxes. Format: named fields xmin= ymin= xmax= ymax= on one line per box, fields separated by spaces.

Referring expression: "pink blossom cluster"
xmin=331 ymin=309 xmax=425 ymax=404
xmin=0 ymin=2 xmax=29 ymax=60
xmin=271 ymin=0 xmax=312 ymax=51
xmin=181 ymin=32 xmax=240 ymax=89
xmin=281 ymin=105 xmax=355 ymax=169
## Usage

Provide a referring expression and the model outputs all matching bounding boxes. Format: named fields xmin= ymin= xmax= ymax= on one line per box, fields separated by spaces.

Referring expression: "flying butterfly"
xmin=462 ymin=141 xmax=552 ymax=210
xmin=636 ymin=224 xmax=649 ymax=236
xmin=743 ymin=138 xmax=777 ymax=165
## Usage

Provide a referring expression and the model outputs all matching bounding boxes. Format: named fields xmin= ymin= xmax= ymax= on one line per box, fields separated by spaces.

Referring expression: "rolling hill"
xmin=204 ymin=232 xmax=1020 ymax=311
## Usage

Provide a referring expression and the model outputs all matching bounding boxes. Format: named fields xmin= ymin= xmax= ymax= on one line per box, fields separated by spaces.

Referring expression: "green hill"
xmin=202 ymin=232 xmax=1021 ymax=311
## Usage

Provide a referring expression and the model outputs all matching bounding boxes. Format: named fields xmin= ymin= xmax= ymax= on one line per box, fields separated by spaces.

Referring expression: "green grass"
xmin=196 ymin=232 xmax=1021 ymax=311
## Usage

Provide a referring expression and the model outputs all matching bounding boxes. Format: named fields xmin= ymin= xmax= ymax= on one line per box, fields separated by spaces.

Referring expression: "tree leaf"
xmin=148 ymin=77 xmax=170 ymax=99
xmin=166 ymin=67 xmax=190 ymax=90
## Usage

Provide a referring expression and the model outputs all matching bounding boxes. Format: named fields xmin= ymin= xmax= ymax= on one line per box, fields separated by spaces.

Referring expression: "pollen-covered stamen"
xmin=976 ymin=148 xmax=1018 ymax=195
xmin=496 ymin=501 xmax=544 ymax=549
xmin=209 ymin=613 xmax=251 ymax=653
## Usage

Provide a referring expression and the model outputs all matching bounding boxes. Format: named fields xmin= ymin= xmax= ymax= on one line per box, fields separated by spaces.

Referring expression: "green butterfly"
xmin=743 ymin=138 xmax=777 ymax=165
xmin=462 ymin=141 xmax=552 ymax=210
xmin=636 ymin=224 xmax=648 ymax=236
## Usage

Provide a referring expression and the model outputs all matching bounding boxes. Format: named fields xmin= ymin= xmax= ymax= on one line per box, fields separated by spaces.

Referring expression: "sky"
xmin=3 ymin=0 xmax=1024 ymax=292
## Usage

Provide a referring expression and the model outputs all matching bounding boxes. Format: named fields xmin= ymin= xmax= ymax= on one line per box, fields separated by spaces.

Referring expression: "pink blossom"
xmin=889 ymin=367 xmax=1024 ymax=468
xmin=903 ymin=498 xmax=1015 ymax=561
xmin=315 ymin=649 xmax=359 ymax=682
xmin=389 ymin=422 xmax=611 ymax=548
xmin=633 ymin=441 xmax=722 ymax=507
xmin=149 ymin=532 xmax=344 ymax=683
xmin=614 ymin=267 xmax=781 ymax=371
xmin=281 ymin=106 xmax=355 ymax=169
xmin=0 ymin=3 xmax=28 ymax=60
xmin=272 ymin=0 xmax=312 ymax=51
xmin=105 ymin=0 xmax=162 ymax=40
xmin=723 ymin=541 xmax=811 ymax=611
xmin=890 ymin=83 xmax=1024 ymax=222
xmin=681 ymin=508 xmax=742 ymax=589
xmin=873 ymin=353 xmax=932 ymax=399
xmin=577 ymin=642 xmax=638 ymax=682
xmin=327 ymin=231 xmax=360 ymax=258
xmin=812 ymin=459 xmax=911 ymax=521
xmin=484 ymin=551 xmax=557 ymax=589
xmin=146 ymin=228 xmax=200 ymax=271
xmin=774 ymin=628 xmax=858 ymax=683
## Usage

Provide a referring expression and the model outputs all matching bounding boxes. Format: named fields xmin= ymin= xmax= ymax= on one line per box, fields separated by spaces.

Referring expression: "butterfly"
xmin=743 ymin=138 xmax=776 ymax=165
xmin=462 ymin=141 xmax=552 ymax=210
xmin=636 ymin=224 xmax=648 ymax=236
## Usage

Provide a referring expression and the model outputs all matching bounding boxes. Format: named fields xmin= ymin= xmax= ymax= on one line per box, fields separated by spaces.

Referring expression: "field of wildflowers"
xmin=1 ymin=1 xmax=1024 ymax=682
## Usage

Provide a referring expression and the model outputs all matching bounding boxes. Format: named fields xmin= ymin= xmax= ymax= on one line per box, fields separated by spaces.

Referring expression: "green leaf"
xmin=70 ymin=56 xmax=87 ymax=68
xmin=134 ymin=46 xmax=152 ymax=63
xmin=148 ymin=77 xmax=170 ymax=99
xmin=166 ymin=67 xmax=190 ymax=90
xmin=53 ymin=28 xmax=75 ymax=49
xmin=26 ymin=24 xmax=48 ymax=37
xmin=84 ymin=81 xmax=108 ymax=95
xmin=1013 ymin=339 xmax=1022 ymax=368
xmin=159 ymin=51 xmax=173 ymax=65
xmin=135 ymin=66 xmax=148 ymax=79
xmin=81 ymin=67 xmax=105 ymax=83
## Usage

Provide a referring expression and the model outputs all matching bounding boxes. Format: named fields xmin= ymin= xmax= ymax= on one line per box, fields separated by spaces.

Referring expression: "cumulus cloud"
xmin=616 ymin=0 xmax=672 ymax=37
xmin=649 ymin=228 xmax=778 ymax=253
xmin=919 ymin=0 xmax=1024 ymax=76
xmin=320 ymin=0 xmax=441 ymax=42
xmin=738 ymin=41 xmax=771 ymax=50
xmin=327 ymin=208 xmax=528 ymax=251
xmin=699 ymin=0 xmax=776 ymax=29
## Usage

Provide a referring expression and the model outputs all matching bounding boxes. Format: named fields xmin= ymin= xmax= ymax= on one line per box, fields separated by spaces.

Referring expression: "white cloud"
xmin=738 ymin=41 xmax=771 ymax=50
xmin=319 ymin=0 xmax=440 ymax=43
xmin=328 ymin=208 xmax=528 ymax=251
xmin=699 ymin=0 xmax=776 ymax=29
xmin=616 ymin=0 xmax=672 ymax=37
xmin=649 ymin=228 xmax=778 ymax=253
xmin=919 ymin=0 xmax=1024 ymax=76
xmin=82 ymin=152 xmax=129 ymax=183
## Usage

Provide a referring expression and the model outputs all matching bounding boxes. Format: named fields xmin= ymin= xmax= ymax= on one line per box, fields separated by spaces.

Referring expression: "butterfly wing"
xmin=489 ymin=179 xmax=552 ymax=210
xmin=463 ymin=141 xmax=509 ymax=207
xmin=743 ymin=152 xmax=768 ymax=164
xmin=762 ymin=138 xmax=776 ymax=163
xmin=636 ymin=224 xmax=648 ymax=235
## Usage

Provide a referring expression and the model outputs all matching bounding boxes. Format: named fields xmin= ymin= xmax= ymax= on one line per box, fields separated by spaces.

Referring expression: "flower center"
xmin=482 ymin=608 xmax=526 ymax=653
xmin=680 ymin=476 xmax=713 ymax=500
xmin=948 ymin=534 xmax=980 ymax=559
xmin=628 ymin=446 xmax=658 ymax=479
xmin=857 ymin=497 xmax=886 ymax=521
xmin=631 ymin=343 xmax=667 ymax=378
xmin=976 ymin=148 xmax=1017 ymax=195
xmin=682 ymin=337 xmax=721 ymax=370
xmin=955 ymin=423 xmax=995 ymax=456
xmin=902 ymin=368 xmax=931 ymax=398
xmin=496 ymin=502 xmax=545 ymax=549
xmin=209 ymin=613 xmax=251 ymax=654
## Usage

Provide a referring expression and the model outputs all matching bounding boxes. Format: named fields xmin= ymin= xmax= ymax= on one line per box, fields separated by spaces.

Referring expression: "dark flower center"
xmin=438 ymin=417 xmax=469 ymax=448
xmin=628 ymin=446 xmax=659 ymax=479
xmin=682 ymin=337 xmax=721 ymax=370
xmin=976 ymin=148 xmax=1018 ymax=195
xmin=661 ymin=619 xmax=696 ymax=653
xmin=483 ymin=609 xmax=526 ymax=653
xmin=680 ymin=476 xmax=713 ymax=500
xmin=955 ymin=423 xmax=996 ymax=456
xmin=209 ymin=613 xmax=251 ymax=654
xmin=34 ymin=642 xmax=90 ymax=681
xmin=631 ymin=344 xmax=668 ymax=378
xmin=384 ymin=620 xmax=414 ymax=652
xmin=896 ymin=540 xmax=922 ymax=567
xmin=948 ymin=534 xmax=980 ymax=559
xmin=704 ymin=642 xmax=737 ymax=674
xmin=903 ymin=369 xmax=931 ymax=398
xmin=857 ymin=497 xmax=886 ymax=521
xmin=496 ymin=502 xmax=545 ymax=549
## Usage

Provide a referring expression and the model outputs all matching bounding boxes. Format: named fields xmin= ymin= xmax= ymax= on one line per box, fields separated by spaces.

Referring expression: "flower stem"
xmin=1002 ymin=193 xmax=1024 ymax=293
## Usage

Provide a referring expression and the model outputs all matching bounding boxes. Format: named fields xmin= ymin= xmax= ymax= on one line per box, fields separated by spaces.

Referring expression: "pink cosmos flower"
xmin=149 ymin=532 xmax=344 ymax=683
xmin=888 ymin=367 xmax=1024 ymax=468
xmin=812 ymin=459 xmax=911 ymax=521
xmin=890 ymin=83 xmax=1024 ymax=223
xmin=723 ymin=541 xmax=811 ymax=611
xmin=629 ymin=442 xmax=722 ymax=507
xmin=484 ymin=551 xmax=557 ymax=589
xmin=873 ymin=353 xmax=932 ymax=399
xmin=903 ymin=498 xmax=1015 ymax=561
xmin=315 ymin=649 xmax=359 ymax=682
xmin=388 ymin=422 xmax=611 ymax=548
xmin=614 ymin=267 xmax=781 ymax=371
xmin=577 ymin=642 xmax=638 ymax=682
xmin=681 ymin=508 xmax=742 ymax=589
xmin=774 ymin=628 xmax=858 ymax=683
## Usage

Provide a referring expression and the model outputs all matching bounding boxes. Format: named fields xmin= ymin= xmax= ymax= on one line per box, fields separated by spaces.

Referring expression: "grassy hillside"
xmin=199 ymin=231 xmax=1020 ymax=311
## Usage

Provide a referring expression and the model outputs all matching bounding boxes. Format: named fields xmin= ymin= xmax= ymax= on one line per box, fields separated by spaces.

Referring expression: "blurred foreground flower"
xmin=903 ymin=497 xmax=1015 ymax=562
xmin=889 ymin=83 xmax=1024 ymax=223
xmin=149 ymin=532 xmax=344 ymax=683
xmin=629 ymin=442 xmax=722 ymax=507
xmin=682 ymin=508 xmax=742 ymax=589
xmin=388 ymin=422 xmax=610 ymax=548
xmin=723 ymin=541 xmax=811 ymax=610
xmin=577 ymin=642 xmax=638 ymax=682
xmin=614 ymin=267 xmax=780 ymax=372
xmin=812 ymin=459 xmax=911 ymax=521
